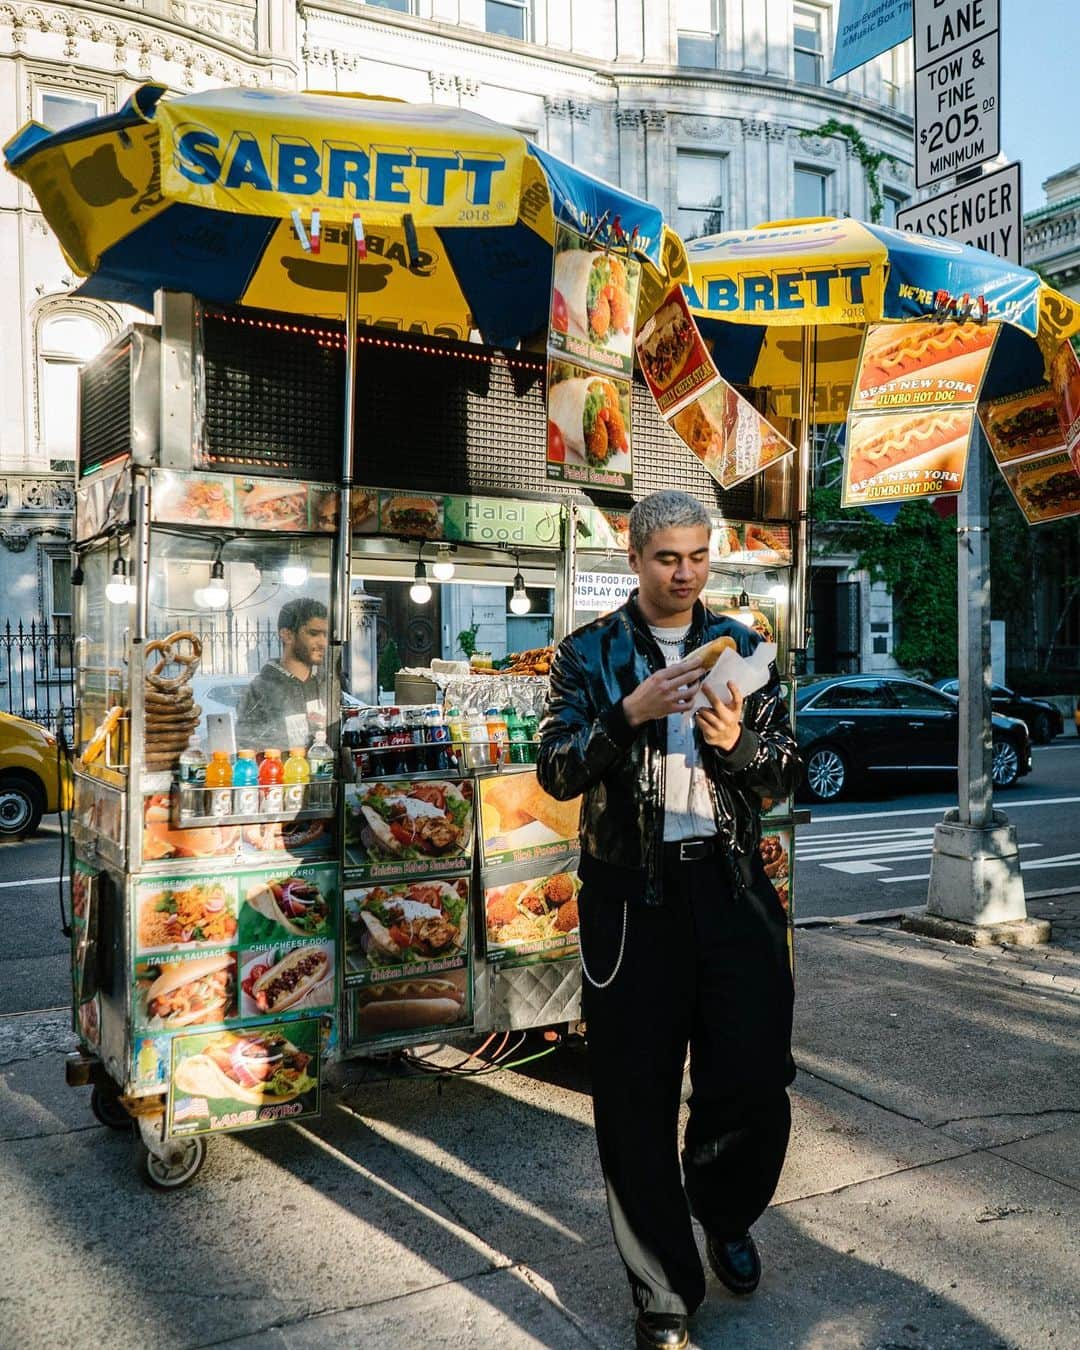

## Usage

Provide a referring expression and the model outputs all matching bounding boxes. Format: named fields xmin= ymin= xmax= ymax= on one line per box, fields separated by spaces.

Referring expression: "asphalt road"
xmin=4 ymin=738 xmax=1078 ymax=1015
xmin=796 ymin=736 xmax=1080 ymax=920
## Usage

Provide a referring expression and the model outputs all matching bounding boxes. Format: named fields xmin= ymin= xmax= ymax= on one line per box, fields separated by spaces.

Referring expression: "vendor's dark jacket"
xmin=536 ymin=593 xmax=801 ymax=905
xmin=235 ymin=662 xmax=321 ymax=753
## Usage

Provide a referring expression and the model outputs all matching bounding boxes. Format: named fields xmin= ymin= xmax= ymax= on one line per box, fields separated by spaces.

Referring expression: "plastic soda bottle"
xmin=485 ymin=707 xmax=509 ymax=765
xmin=259 ymin=748 xmax=285 ymax=813
xmin=307 ymin=732 xmax=334 ymax=809
xmin=506 ymin=707 xmax=529 ymax=764
xmin=232 ymin=749 xmax=259 ymax=815
xmin=205 ymin=750 xmax=233 ymax=818
xmin=283 ymin=747 xmax=310 ymax=812
xmin=447 ymin=708 xmax=466 ymax=760
xmin=465 ymin=712 xmax=489 ymax=770
xmin=424 ymin=705 xmax=452 ymax=773
xmin=178 ymin=735 xmax=208 ymax=818
xmin=521 ymin=713 xmax=540 ymax=764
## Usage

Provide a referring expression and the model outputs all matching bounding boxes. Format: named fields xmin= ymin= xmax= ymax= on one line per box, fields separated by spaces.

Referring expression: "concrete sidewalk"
xmin=2 ymin=894 xmax=1078 ymax=1350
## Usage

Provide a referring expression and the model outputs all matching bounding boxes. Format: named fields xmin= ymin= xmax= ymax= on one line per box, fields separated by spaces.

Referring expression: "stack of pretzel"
xmin=144 ymin=630 xmax=202 ymax=773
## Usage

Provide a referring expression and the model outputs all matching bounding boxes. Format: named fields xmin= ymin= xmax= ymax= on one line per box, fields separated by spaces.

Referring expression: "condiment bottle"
xmin=232 ymin=749 xmax=259 ymax=815
xmin=283 ymin=747 xmax=310 ymax=812
xmin=205 ymin=750 xmax=233 ymax=818
xmin=259 ymin=748 xmax=285 ymax=813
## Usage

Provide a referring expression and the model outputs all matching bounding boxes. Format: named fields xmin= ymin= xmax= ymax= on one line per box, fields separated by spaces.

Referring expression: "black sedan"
xmin=934 ymin=679 xmax=1063 ymax=744
xmin=795 ymin=674 xmax=1032 ymax=803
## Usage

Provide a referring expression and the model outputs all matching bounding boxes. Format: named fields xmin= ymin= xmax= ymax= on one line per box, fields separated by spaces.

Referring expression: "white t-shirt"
xmin=647 ymin=624 xmax=717 ymax=843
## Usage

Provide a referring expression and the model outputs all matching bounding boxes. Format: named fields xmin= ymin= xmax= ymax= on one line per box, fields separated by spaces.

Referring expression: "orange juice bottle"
xmin=205 ymin=750 xmax=233 ymax=818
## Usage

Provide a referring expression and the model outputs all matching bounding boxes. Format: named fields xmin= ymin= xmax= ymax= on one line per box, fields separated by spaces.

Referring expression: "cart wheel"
xmin=134 ymin=1135 xmax=206 ymax=1191
xmin=90 ymin=1084 xmax=131 ymax=1131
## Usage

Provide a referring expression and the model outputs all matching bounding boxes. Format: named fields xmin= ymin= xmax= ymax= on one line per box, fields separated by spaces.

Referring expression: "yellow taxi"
xmin=0 ymin=711 xmax=71 ymax=837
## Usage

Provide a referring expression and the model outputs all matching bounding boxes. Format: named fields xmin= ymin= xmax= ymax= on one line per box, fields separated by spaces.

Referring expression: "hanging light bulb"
xmin=281 ymin=548 xmax=309 ymax=587
xmin=510 ymin=566 xmax=531 ymax=615
xmin=432 ymin=544 xmax=455 ymax=582
xmin=105 ymin=556 xmax=132 ymax=605
xmin=410 ymin=549 xmax=432 ymax=604
xmin=204 ymin=557 xmax=229 ymax=609
xmin=734 ymin=587 xmax=756 ymax=627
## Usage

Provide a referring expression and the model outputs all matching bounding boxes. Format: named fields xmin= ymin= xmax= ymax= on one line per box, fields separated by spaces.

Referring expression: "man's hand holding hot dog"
xmin=696 ymin=680 xmax=745 ymax=752
xmin=622 ymin=655 xmax=705 ymax=727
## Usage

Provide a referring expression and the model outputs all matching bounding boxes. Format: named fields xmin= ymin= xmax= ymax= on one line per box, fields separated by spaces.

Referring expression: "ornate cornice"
xmin=765 ymin=122 xmax=787 ymax=143
xmin=544 ymin=95 xmax=591 ymax=120
xmin=0 ymin=477 xmax=76 ymax=525
xmin=671 ymin=115 xmax=739 ymax=143
xmin=789 ymin=129 xmax=842 ymax=162
xmin=742 ymin=117 xmax=765 ymax=139
xmin=428 ymin=69 xmax=480 ymax=96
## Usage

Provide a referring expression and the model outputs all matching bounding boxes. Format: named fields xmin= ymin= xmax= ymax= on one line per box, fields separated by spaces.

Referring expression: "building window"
xmin=793 ymin=167 xmax=828 ymax=218
xmin=364 ymin=0 xmax=412 ymax=10
xmin=793 ymin=4 xmax=825 ymax=85
xmin=676 ymin=151 xmax=727 ymax=240
xmin=38 ymin=91 xmax=103 ymax=132
xmin=677 ymin=0 xmax=722 ymax=69
xmin=38 ymin=312 xmax=111 ymax=471
xmin=881 ymin=190 xmax=908 ymax=228
xmin=44 ymin=548 xmax=73 ymax=646
xmin=882 ymin=46 xmax=903 ymax=109
xmin=486 ymin=0 xmax=529 ymax=40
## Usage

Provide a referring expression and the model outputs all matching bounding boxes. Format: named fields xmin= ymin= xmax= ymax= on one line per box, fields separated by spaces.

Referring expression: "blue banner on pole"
xmin=830 ymin=0 xmax=912 ymax=82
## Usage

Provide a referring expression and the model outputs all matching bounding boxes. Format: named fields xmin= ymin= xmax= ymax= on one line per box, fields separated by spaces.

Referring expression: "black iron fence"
xmin=0 ymin=618 xmax=282 ymax=734
xmin=0 ymin=620 xmax=76 ymax=733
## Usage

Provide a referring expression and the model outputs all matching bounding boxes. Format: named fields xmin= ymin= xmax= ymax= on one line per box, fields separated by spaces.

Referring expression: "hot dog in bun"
xmin=689 ymin=634 xmax=739 ymax=669
xmin=857 ymin=321 xmax=995 ymax=397
xmin=848 ymin=409 xmax=971 ymax=488
xmin=355 ymin=977 xmax=465 ymax=1033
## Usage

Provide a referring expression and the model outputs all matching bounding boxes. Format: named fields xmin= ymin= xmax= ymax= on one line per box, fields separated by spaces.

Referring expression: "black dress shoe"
xmin=634 ymin=1311 xmax=689 ymax=1349
xmin=705 ymin=1232 xmax=761 ymax=1296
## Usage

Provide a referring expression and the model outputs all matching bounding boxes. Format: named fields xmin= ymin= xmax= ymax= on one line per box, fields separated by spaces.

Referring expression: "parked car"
xmin=795 ymin=674 xmax=1032 ymax=804
xmin=934 ymin=678 xmax=1063 ymax=744
xmin=0 ymin=710 xmax=71 ymax=836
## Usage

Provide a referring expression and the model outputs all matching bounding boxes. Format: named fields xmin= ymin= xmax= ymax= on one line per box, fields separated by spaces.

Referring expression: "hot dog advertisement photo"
xmin=478 ymin=770 xmax=581 ymax=867
xmin=240 ymin=941 xmax=336 ymax=1018
xmin=168 ymin=1020 xmax=321 ymax=1136
xmin=546 ymin=358 xmax=633 ymax=491
xmin=238 ymin=863 xmax=337 ymax=945
xmin=344 ymin=777 xmax=474 ymax=877
xmin=1050 ymin=338 xmax=1080 ymax=468
xmin=344 ymin=877 xmax=469 ymax=979
xmin=134 ymin=950 xmax=238 ymax=1032
xmin=348 ymin=969 xmax=470 ymax=1047
xmin=841 ymin=407 xmax=975 ymax=507
xmin=636 ymin=286 xmax=720 ymax=416
xmin=851 ymin=321 xmax=999 ymax=412
xmin=998 ymin=449 xmax=1080 ymax=525
xmin=549 ymin=224 xmax=641 ymax=378
xmin=485 ymin=869 xmax=580 ymax=969
xmin=670 ymin=380 xmax=796 ymax=490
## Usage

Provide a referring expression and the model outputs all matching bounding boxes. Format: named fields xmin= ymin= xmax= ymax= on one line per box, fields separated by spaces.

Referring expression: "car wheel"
xmin=1030 ymin=713 xmax=1052 ymax=745
xmin=804 ymin=746 xmax=848 ymax=803
xmin=0 ymin=776 xmax=44 ymax=837
xmin=991 ymin=739 xmax=1020 ymax=789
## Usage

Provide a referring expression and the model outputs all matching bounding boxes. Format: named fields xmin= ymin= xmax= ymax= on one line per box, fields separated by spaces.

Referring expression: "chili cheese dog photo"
xmin=241 ymin=943 xmax=333 ymax=1016
xmin=846 ymin=409 xmax=973 ymax=490
xmin=979 ymin=387 xmax=1064 ymax=464
xmin=853 ymin=321 xmax=997 ymax=409
xmin=353 ymin=973 xmax=467 ymax=1035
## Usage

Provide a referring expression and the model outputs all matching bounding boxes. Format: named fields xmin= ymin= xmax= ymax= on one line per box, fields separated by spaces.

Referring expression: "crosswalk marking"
xmin=797 ymin=824 xmax=1050 ymax=883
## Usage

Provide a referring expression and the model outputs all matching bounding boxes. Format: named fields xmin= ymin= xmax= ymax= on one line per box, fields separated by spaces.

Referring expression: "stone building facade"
xmin=0 ymin=0 xmax=915 ymax=700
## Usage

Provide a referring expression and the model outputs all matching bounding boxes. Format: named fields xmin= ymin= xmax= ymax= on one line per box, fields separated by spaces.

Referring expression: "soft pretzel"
xmin=145 ymin=630 xmax=202 ymax=692
xmin=83 ymin=705 xmax=124 ymax=765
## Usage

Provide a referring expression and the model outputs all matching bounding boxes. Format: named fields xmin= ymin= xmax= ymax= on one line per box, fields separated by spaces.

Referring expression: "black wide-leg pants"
xmin=580 ymin=852 xmax=795 ymax=1316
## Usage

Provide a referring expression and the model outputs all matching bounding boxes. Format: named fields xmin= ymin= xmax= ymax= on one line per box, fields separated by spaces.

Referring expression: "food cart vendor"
xmin=235 ymin=598 xmax=328 ymax=752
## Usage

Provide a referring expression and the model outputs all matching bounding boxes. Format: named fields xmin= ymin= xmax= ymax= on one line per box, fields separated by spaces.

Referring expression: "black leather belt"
xmin=663 ymin=837 xmax=718 ymax=863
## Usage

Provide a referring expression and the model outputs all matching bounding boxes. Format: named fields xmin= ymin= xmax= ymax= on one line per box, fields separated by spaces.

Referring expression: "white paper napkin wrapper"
xmin=683 ymin=641 xmax=777 ymax=723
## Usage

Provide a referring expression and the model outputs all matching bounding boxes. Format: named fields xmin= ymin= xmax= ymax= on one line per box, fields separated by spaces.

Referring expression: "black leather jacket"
xmin=537 ymin=593 xmax=801 ymax=905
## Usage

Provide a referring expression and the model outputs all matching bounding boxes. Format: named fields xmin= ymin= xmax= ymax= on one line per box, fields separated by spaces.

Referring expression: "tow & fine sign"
xmin=896 ymin=161 xmax=1021 ymax=264
xmin=914 ymin=0 xmax=999 ymax=188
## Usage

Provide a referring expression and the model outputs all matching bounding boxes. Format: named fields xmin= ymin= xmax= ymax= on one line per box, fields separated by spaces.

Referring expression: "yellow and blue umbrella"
xmin=683 ymin=217 xmax=1080 ymax=422
xmin=4 ymin=83 xmax=685 ymax=345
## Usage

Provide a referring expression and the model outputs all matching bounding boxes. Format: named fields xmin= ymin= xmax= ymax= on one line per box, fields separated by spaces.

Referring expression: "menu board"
xmin=477 ymin=770 xmax=581 ymax=867
xmin=168 ymin=1018 xmax=321 ymax=1137
xmin=841 ymin=321 xmax=998 ymax=508
xmin=760 ymin=827 xmax=792 ymax=915
xmin=546 ymin=224 xmax=639 ymax=492
xmin=343 ymin=776 xmax=475 ymax=878
xmin=151 ymin=470 xmax=338 ymax=533
xmin=142 ymin=793 xmax=335 ymax=865
xmin=484 ymin=865 xmax=580 ymax=970
xmin=343 ymin=875 xmax=472 ymax=1049
xmin=637 ymin=286 xmax=797 ymax=491
xmin=995 ymin=450 xmax=1080 ymax=525
xmin=129 ymin=862 xmax=338 ymax=1069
